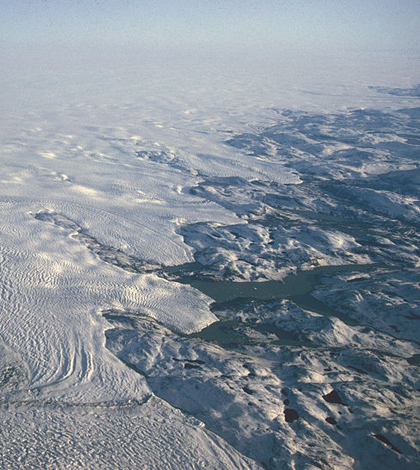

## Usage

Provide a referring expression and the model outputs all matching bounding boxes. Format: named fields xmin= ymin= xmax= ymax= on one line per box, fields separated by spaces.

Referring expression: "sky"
xmin=1 ymin=0 xmax=420 ymax=53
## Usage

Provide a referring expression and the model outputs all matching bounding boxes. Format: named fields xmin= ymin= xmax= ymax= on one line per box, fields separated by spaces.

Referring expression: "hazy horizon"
xmin=2 ymin=0 xmax=419 ymax=52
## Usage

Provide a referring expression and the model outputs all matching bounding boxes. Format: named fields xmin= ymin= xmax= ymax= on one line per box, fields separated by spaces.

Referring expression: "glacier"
xmin=0 ymin=48 xmax=419 ymax=469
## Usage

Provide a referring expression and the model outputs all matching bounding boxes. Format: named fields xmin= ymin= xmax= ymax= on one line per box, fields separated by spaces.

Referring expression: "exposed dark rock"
xmin=373 ymin=434 xmax=403 ymax=454
xmin=326 ymin=417 xmax=337 ymax=425
xmin=322 ymin=390 xmax=347 ymax=405
xmin=284 ymin=408 xmax=299 ymax=423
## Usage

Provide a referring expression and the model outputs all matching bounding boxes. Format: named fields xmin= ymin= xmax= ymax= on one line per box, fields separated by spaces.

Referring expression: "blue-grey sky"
xmin=1 ymin=0 xmax=419 ymax=52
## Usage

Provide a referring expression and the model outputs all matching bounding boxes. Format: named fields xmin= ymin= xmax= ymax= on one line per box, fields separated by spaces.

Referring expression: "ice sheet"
xmin=1 ymin=48 xmax=419 ymax=469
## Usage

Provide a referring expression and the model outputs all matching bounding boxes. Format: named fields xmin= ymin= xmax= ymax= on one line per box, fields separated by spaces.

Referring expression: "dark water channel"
xmin=169 ymin=263 xmax=385 ymax=347
xmin=177 ymin=264 xmax=377 ymax=306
